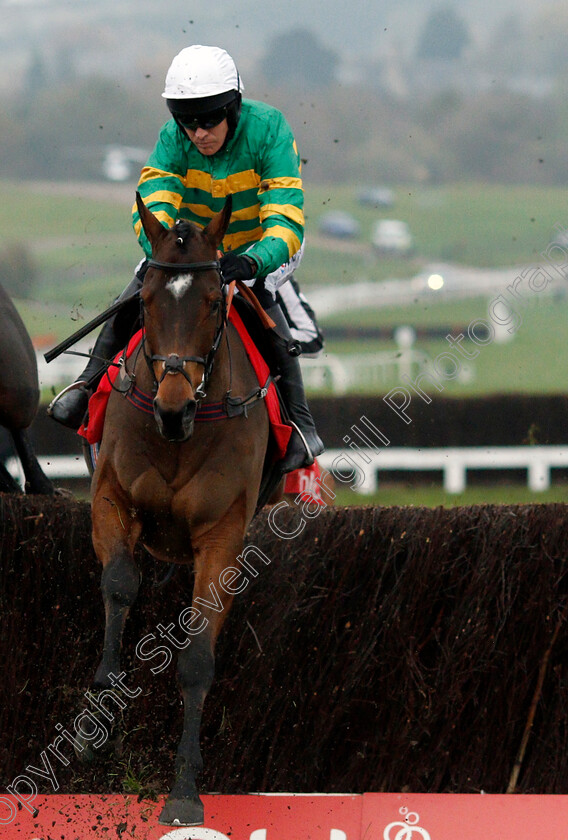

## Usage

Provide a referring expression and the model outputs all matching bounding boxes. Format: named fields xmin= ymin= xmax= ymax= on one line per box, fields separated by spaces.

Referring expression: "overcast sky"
xmin=0 ymin=0 xmax=555 ymax=81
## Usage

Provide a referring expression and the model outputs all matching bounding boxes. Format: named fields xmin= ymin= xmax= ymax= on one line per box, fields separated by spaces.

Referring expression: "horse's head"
xmin=135 ymin=192 xmax=232 ymax=442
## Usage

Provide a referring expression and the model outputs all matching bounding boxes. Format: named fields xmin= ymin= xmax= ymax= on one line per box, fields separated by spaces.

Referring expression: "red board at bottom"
xmin=2 ymin=792 xmax=568 ymax=839
xmin=0 ymin=793 xmax=360 ymax=840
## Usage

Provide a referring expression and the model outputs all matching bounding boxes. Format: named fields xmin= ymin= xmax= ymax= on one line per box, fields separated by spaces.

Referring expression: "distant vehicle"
xmin=551 ymin=227 xmax=568 ymax=249
xmin=357 ymin=186 xmax=394 ymax=208
xmin=102 ymin=145 xmax=149 ymax=182
xmin=371 ymin=219 xmax=413 ymax=255
xmin=318 ymin=211 xmax=361 ymax=239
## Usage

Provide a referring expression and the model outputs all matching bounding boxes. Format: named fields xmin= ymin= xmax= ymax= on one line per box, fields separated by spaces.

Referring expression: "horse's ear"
xmin=203 ymin=195 xmax=233 ymax=248
xmin=135 ymin=191 xmax=167 ymax=250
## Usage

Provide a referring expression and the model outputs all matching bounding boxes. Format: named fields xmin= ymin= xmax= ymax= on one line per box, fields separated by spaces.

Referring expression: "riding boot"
xmin=48 ymin=267 xmax=146 ymax=429
xmin=265 ymin=303 xmax=324 ymax=473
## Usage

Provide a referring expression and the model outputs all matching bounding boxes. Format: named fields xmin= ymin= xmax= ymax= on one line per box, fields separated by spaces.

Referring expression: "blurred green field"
xmin=303 ymin=181 xmax=568 ymax=275
xmin=321 ymin=293 xmax=568 ymax=395
xmin=2 ymin=178 xmax=567 ymax=398
xmin=332 ymin=481 xmax=568 ymax=508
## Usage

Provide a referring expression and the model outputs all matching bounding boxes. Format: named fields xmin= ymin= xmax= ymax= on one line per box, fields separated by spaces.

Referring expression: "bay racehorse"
xmin=84 ymin=193 xmax=274 ymax=826
xmin=0 ymin=281 xmax=53 ymax=494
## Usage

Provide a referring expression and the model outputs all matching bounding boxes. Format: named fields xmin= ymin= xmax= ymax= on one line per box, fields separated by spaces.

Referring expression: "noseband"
xmin=143 ymin=257 xmax=226 ymax=401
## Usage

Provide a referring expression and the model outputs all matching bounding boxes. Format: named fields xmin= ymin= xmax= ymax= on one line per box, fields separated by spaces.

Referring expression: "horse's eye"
xmin=211 ymin=299 xmax=222 ymax=313
xmin=176 ymin=236 xmax=184 ymax=246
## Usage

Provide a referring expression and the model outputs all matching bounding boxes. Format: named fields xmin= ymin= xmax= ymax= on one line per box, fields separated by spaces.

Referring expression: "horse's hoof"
xmin=158 ymin=795 xmax=204 ymax=826
xmin=74 ymin=739 xmax=96 ymax=763
xmin=54 ymin=486 xmax=75 ymax=499
xmin=73 ymin=726 xmax=121 ymax=764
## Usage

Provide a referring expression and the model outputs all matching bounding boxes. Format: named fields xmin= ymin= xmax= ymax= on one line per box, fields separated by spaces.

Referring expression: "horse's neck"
xmin=223 ymin=321 xmax=261 ymax=395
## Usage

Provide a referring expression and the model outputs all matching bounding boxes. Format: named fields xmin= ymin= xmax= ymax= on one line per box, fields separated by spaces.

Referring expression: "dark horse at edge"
xmin=0 ymin=282 xmax=53 ymax=494
xmin=80 ymin=193 xmax=275 ymax=826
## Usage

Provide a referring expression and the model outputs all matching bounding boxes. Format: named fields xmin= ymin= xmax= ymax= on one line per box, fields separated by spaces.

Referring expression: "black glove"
xmin=220 ymin=251 xmax=257 ymax=282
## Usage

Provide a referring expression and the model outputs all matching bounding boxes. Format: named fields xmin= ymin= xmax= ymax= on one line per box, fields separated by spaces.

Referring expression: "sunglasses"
xmin=176 ymin=107 xmax=228 ymax=132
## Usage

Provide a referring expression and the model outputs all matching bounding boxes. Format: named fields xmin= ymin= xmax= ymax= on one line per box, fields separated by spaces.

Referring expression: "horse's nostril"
xmin=181 ymin=399 xmax=197 ymax=428
xmin=154 ymin=398 xmax=197 ymax=442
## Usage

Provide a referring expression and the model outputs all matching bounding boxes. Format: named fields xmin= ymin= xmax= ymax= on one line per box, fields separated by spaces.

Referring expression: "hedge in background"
xmin=309 ymin=394 xmax=568 ymax=448
xmin=1 ymin=494 xmax=568 ymax=798
xmin=29 ymin=394 xmax=568 ymax=461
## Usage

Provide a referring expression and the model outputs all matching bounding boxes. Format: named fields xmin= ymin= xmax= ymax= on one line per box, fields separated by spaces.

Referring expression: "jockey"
xmin=50 ymin=44 xmax=324 ymax=473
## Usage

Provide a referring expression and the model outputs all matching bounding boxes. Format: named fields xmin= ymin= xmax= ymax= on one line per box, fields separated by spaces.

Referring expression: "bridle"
xmin=147 ymin=258 xmax=220 ymax=272
xmin=142 ymin=257 xmax=227 ymax=402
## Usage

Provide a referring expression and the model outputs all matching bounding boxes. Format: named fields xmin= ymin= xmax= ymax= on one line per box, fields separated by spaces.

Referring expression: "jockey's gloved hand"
xmin=220 ymin=251 xmax=257 ymax=283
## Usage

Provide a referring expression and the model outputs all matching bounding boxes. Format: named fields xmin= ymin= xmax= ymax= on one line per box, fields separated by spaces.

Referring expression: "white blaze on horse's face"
xmin=166 ymin=273 xmax=193 ymax=301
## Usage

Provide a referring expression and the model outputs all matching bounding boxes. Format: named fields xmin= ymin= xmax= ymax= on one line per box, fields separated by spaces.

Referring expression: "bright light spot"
xmin=427 ymin=273 xmax=444 ymax=290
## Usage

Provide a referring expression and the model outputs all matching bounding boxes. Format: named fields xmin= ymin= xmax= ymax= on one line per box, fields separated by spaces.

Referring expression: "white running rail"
xmin=317 ymin=446 xmax=568 ymax=495
xmin=7 ymin=446 xmax=568 ymax=496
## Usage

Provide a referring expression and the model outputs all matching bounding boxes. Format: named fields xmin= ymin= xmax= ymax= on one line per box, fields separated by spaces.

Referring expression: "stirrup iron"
xmin=288 ymin=420 xmax=315 ymax=464
xmin=46 ymin=380 xmax=88 ymax=416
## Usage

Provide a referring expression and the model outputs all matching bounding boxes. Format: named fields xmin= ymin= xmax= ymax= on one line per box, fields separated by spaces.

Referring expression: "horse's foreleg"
xmin=93 ymin=546 xmax=141 ymax=687
xmin=73 ymin=493 xmax=141 ymax=762
xmin=158 ymin=631 xmax=216 ymax=826
xmin=0 ymin=458 xmax=23 ymax=492
xmin=159 ymin=533 xmax=240 ymax=827
xmin=91 ymin=490 xmax=141 ymax=688
xmin=11 ymin=428 xmax=54 ymax=495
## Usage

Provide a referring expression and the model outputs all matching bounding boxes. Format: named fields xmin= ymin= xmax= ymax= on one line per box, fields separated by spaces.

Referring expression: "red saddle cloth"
xmin=78 ymin=307 xmax=293 ymax=457
xmin=283 ymin=460 xmax=327 ymax=506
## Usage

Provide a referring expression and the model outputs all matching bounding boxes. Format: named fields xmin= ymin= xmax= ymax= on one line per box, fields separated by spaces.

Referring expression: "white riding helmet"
xmin=162 ymin=45 xmax=243 ymax=101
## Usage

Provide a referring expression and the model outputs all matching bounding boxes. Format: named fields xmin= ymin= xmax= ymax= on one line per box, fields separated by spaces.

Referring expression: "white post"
xmin=357 ymin=465 xmax=379 ymax=495
xmin=445 ymin=459 xmax=466 ymax=494
xmin=528 ymin=460 xmax=550 ymax=492
xmin=394 ymin=325 xmax=416 ymax=382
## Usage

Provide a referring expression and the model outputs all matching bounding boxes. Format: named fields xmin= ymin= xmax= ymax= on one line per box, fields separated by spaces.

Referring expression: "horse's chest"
xmin=127 ymin=468 xmax=205 ymax=558
xmin=140 ymin=510 xmax=194 ymax=564
xmin=128 ymin=464 xmax=176 ymax=507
